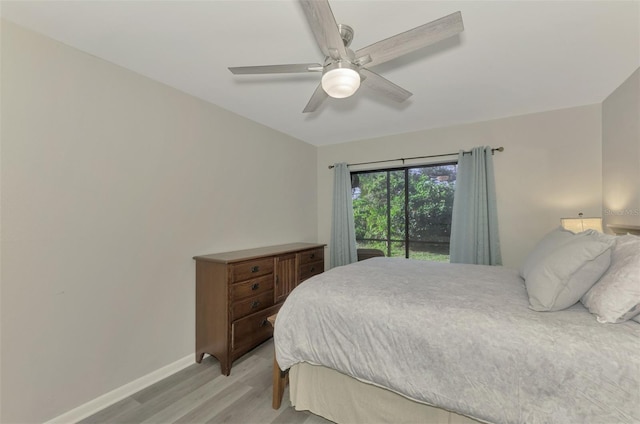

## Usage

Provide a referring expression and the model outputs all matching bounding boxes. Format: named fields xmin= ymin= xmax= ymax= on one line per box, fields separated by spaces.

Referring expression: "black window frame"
xmin=351 ymin=161 xmax=457 ymax=259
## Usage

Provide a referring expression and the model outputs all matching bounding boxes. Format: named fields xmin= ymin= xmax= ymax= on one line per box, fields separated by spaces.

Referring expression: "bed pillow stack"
xmin=521 ymin=227 xmax=615 ymax=312
xmin=580 ymin=234 xmax=640 ymax=323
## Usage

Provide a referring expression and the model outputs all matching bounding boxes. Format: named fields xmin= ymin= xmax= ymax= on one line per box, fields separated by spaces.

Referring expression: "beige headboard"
xmin=607 ymin=224 xmax=640 ymax=236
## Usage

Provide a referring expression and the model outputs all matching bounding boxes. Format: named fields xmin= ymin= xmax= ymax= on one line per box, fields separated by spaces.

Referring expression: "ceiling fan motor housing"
xmin=337 ymin=24 xmax=354 ymax=47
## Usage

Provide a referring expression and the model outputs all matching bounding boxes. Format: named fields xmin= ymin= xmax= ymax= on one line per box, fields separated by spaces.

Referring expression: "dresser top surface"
xmin=194 ymin=242 xmax=326 ymax=264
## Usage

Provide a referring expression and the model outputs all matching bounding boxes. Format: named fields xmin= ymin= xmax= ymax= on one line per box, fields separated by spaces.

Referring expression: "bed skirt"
xmin=289 ymin=362 xmax=486 ymax=424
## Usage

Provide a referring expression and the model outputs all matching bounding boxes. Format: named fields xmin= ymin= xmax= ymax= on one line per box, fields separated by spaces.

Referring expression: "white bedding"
xmin=274 ymin=257 xmax=640 ymax=424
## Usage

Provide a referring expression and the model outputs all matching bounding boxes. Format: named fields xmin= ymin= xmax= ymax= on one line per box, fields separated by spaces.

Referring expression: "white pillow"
xmin=525 ymin=235 xmax=614 ymax=311
xmin=581 ymin=234 xmax=640 ymax=323
xmin=520 ymin=226 xmax=576 ymax=278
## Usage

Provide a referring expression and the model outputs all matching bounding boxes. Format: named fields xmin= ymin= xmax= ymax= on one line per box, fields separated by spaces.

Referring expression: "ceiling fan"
xmin=229 ymin=0 xmax=464 ymax=113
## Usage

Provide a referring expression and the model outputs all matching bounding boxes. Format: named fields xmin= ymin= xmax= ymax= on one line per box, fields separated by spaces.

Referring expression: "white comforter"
xmin=274 ymin=258 xmax=640 ymax=424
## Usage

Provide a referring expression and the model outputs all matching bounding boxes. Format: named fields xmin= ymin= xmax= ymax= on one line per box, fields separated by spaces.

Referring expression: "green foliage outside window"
xmin=352 ymin=164 xmax=456 ymax=262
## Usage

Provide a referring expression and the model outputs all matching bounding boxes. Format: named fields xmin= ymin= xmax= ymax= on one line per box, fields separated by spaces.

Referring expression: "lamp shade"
xmin=321 ymin=67 xmax=360 ymax=98
xmin=561 ymin=217 xmax=603 ymax=233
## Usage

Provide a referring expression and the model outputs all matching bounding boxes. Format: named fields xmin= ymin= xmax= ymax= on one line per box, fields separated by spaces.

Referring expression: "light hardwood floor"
xmin=80 ymin=339 xmax=333 ymax=424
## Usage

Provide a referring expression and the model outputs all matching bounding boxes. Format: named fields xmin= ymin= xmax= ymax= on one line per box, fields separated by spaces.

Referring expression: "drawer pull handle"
xmin=260 ymin=319 xmax=269 ymax=327
xmin=251 ymin=266 xmax=260 ymax=273
xmin=251 ymin=283 xmax=260 ymax=291
xmin=251 ymin=301 xmax=260 ymax=309
xmin=310 ymin=267 xmax=315 ymax=272
xmin=310 ymin=253 xmax=315 ymax=259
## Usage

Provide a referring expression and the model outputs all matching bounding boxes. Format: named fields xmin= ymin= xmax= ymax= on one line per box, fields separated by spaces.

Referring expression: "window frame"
xmin=351 ymin=161 xmax=457 ymax=259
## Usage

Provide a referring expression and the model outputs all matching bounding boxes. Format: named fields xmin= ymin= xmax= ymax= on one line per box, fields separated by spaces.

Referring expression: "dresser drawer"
xmin=230 ymin=290 xmax=274 ymax=321
xmin=230 ymin=258 xmax=274 ymax=283
xmin=299 ymin=261 xmax=323 ymax=282
xmin=299 ymin=248 xmax=324 ymax=265
xmin=231 ymin=274 xmax=273 ymax=301
xmin=231 ymin=304 xmax=280 ymax=358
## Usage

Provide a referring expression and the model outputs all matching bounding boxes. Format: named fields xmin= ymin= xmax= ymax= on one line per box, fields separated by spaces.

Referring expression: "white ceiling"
xmin=2 ymin=1 xmax=639 ymax=146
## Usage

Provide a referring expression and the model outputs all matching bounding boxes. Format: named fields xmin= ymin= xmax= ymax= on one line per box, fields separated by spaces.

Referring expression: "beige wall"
xmin=0 ymin=21 xmax=317 ymax=423
xmin=602 ymin=68 xmax=640 ymax=231
xmin=318 ymin=104 xmax=603 ymax=269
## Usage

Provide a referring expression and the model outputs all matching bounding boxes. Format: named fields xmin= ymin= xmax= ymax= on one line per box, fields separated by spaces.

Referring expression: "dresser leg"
xmin=196 ymin=352 xmax=231 ymax=375
xmin=221 ymin=360 xmax=231 ymax=376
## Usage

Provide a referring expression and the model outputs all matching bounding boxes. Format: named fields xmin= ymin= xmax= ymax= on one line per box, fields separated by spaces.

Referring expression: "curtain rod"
xmin=327 ymin=146 xmax=504 ymax=169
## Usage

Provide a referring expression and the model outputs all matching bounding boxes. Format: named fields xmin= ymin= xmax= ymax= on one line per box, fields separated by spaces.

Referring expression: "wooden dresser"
xmin=194 ymin=242 xmax=325 ymax=375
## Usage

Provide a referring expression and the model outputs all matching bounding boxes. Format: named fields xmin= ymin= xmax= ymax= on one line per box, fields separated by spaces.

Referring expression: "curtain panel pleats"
xmin=330 ymin=163 xmax=358 ymax=268
xmin=450 ymin=146 xmax=502 ymax=265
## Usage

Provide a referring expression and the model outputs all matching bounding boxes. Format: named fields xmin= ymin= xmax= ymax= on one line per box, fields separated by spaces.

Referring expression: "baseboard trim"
xmin=45 ymin=354 xmax=194 ymax=424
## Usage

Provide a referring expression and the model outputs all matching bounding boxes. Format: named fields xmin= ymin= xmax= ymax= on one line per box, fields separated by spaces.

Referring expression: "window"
xmin=351 ymin=163 xmax=457 ymax=262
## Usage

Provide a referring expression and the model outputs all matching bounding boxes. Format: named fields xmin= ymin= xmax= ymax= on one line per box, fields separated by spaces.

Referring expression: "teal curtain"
xmin=330 ymin=163 xmax=358 ymax=268
xmin=450 ymin=146 xmax=502 ymax=265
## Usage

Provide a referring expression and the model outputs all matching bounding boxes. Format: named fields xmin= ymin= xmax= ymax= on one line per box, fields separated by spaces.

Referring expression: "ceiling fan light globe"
xmin=321 ymin=68 xmax=361 ymax=98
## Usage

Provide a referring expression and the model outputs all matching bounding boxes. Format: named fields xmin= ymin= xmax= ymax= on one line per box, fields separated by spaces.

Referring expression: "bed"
xmin=273 ymin=231 xmax=640 ymax=424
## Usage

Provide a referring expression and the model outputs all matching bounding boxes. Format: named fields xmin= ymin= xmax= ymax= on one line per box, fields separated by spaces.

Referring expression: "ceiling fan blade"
xmin=356 ymin=11 xmax=463 ymax=68
xmin=360 ymin=69 xmax=412 ymax=103
xmin=229 ymin=63 xmax=323 ymax=74
xmin=303 ymin=83 xmax=328 ymax=113
xmin=299 ymin=0 xmax=348 ymax=60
